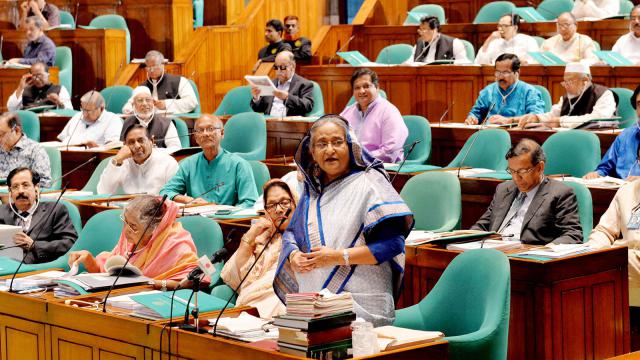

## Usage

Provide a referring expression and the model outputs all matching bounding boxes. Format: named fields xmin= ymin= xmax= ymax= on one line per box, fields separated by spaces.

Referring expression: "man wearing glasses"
xmin=612 ymin=6 xmax=640 ymax=65
xmin=57 ymin=91 xmax=123 ymax=148
xmin=0 ymin=113 xmax=51 ymax=187
xmin=471 ymin=139 xmax=582 ymax=244
xmin=122 ymin=50 xmax=198 ymax=115
xmin=539 ymin=12 xmax=599 ymax=65
xmin=250 ymin=51 xmax=314 ymax=117
xmin=465 ymin=53 xmax=545 ymax=125
xmin=6 ymin=60 xmax=72 ymax=111
xmin=283 ymin=15 xmax=311 ymax=62
xmin=475 ymin=14 xmax=538 ymax=65
xmin=5 ymin=16 xmax=56 ymax=67
xmin=161 ymin=114 xmax=258 ymax=208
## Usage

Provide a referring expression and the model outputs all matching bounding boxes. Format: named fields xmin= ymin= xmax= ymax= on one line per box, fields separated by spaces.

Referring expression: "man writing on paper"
xmin=283 ymin=15 xmax=312 ymax=62
xmin=250 ymin=51 xmax=314 ymax=118
xmin=5 ymin=16 xmax=56 ymax=67
xmin=0 ymin=167 xmax=77 ymax=264
xmin=57 ymin=91 xmax=123 ymax=148
xmin=471 ymin=139 xmax=582 ymax=244
xmin=122 ymin=50 xmax=198 ymax=115
xmin=253 ymin=19 xmax=293 ymax=73
xmin=160 ymin=114 xmax=258 ymax=208
xmin=612 ymin=6 xmax=640 ymax=65
xmin=6 ymin=61 xmax=72 ymax=111
xmin=465 ymin=53 xmax=545 ymax=125
xmin=518 ymin=62 xmax=616 ymax=129
xmin=0 ymin=113 xmax=51 ymax=187
xmin=18 ymin=0 xmax=60 ymax=29
xmin=539 ymin=12 xmax=599 ymax=65
xmin=404 ymin=16 xmax=470 ymax=65
xmin=583 ymin=84 xmax=640 ymax=180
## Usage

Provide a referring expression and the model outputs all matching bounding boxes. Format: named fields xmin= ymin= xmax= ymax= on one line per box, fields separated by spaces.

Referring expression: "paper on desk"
xmin=244 ymin=75 xmax=276 ymax=97
xmin=405 ymin=230 xmax=441 ymax=246
xmin=559 ymin=176 xmax=625 ymax=189
xmin=180 ymin=204 xmax=236 ymax=216
xmin=519 ymin=243 xmax=592 ymax=258
xmin=443 ymin=168 xmax=494 ymax=177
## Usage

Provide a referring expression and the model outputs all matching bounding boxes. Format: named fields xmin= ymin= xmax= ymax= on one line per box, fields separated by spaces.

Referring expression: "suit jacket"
xmin=0 ymin=201 xmax=77 ymax=264
xmin=471 ymin=178 xmax=583 ymax=244
xmin=250 ymin=74 xmax=314 ymax=117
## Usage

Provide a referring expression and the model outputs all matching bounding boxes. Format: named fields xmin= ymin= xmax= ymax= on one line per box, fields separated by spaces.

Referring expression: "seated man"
xmin=120 ymin=86 xmax=181 ymax=150
xmin=519 ymin=62 xmax=616 ymax=128
xmin=250 ymin=51 xmax=314 ymax=117
xmin=471 ymin=139 xmax=582 ymax=244
xmin=283 ymin=15 xmax=311 ymax=62
xmin=540 ymin=12 xmax=599 ymax=65
xmin=7 ymin=60 xmax=72 ymax=111
xmin=6 ymin=16 xmax=56 ymax=67
xmin=19 ymin=0 xmax=60 ymax=29
xmin=98 ymin=124 xmax=179 ymax=195
xmin=572 ymin=0 xmax=619 ymax=20
xmin=475 ymin=14 xmax=539 ymax=65
xmin=584 ymin=84 xmax=640 ymax=180
xmin=0 ymin=113 xmax=51 ymax=187
xmin=253 ymin=19 xmax=293 ymax=73
xmin=122 ymin=50 xmax=198 ymax=115
xmin=465 ymin=53 xmax=545 ymax=125
xmin=160 ymin=114 xmax=258 ymax=208
xmin=340 ymin=68 xmax=408 ymax=163
xmin=0 ymin=167 xmax=77 ymax=264
xmin=57 ymin=91 xmax=123 ymax=148
xmin=404 ymin=15 xmax=470 ymax=65
xmin=612 ymin=6 xmax=640 ymax=65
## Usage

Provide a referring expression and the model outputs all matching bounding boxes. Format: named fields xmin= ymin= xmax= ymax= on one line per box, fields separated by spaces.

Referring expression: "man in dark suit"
xmin=283 ymin=15 xmax=312 ymax=62
xmin=253 ymin=19 xmax=293 ymax=73
xmin=250 ymin=51 xmax=314 ymax=117
xmin=471 ymin=138 xmax=583 ymax=244
xmin=0 ymin=167 xmax=77 ymax=264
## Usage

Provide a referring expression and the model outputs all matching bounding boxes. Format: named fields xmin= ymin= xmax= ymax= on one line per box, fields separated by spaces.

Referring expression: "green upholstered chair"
xmin=214 ymin=86 xmax=254 ymax=116
xmin=306 ymin=80 xmax=325 ymax=117
xmin=542 ymin=130 xmax=600 ymax=177
xmin=514 ymin=6 xmax=546 ymax=22
xmin=55 ymin=46 xmax=73 ymax=95
xmin=81 ymin=156 xmax=113 ymax=194
xmin=177 ymin=216 xmax=224 ymax=284
xmin=593 ymin=40 xmax=601 ymax=51
xmin=447 ymin=129 xmax=511 ymax=171
xmin=403 ymin=4 xmax=446 ymax=25
xmin=49 ymin=108 xmax=79 ymax=117
xmin=610 ymin=87 xmax=636 ymax=128
xmin=221 ymin=112 xmax=266 ymax=161
xmin=375 ymin=44 xmax=414 ymax=65
xmin=620 ymin=0 xmax=634 ymax=16
xmin=402 ymin=115 xmax=431 ymax=165
xmin=210 ymin=284 xmax=237 ymax=304
xmin=248 ymin=160 xmax=271 ymax=196
xmin=100 ymin=85 xmax=133 ymax=114
xmin=189 ymin=79 xmax=201 ymax=115
xmin=533 ymin=36 xmax=545 ymax=47
xmin=15 ymin=110 xmax=40 ymax=141
xmin=400 ymin=172 xmax=461 ymax=232
xmin=87 ymin=15 xmax=131 ymax=63
xmin=533 ymin=84 xmax=552 ymax=112
xmin=394 ymin=249 xmax=511 ymax=360
xmin=346 ymin=89 xmax=387 ymax=107
xmin=536 ymin=0 xmax=574 ymax=20
xmin=193 ymin=0 xmax=204 ymax=28
xmin=172 ymin=118 xmax=191 ymax=148
xmin=40 ymin=198 xmax=83 ymax=233
xmin=563 ymin=181 xmax=593 ymax=241
xmin=473 ymin=1 xmax=516 ymax=24
xmin=44 ymin=146 xmax=62 ymax=190
xmin=460 ymin=39 xmax=475 ymax=62
xmin=59 ymin=10 xmax=76 ymax=29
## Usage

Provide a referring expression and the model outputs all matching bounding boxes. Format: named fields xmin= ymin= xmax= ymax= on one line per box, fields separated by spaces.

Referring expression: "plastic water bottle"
xmin=351 ymin=319 xmax=379 ymax=357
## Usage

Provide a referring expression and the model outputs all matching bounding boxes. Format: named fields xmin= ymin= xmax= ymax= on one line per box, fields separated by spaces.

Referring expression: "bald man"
xmin=57 ymin=91 xmax=123 ymax=148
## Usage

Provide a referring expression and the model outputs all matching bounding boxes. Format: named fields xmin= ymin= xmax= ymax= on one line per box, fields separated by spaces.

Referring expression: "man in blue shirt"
xmin=5 ymin=16 xmax=56 ymax=67
xmin=584 ymin=84 xmax=640 ymax=180
xmin=465 ymin=53 xmax=545 ymax=125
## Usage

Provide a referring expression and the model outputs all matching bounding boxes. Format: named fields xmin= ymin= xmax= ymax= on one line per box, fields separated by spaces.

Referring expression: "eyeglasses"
xmin=273 ymin=64 xmax=290 ymax=71
xmin=561 ymin=79 xmax=582 ymax=87
xmin=119 ymin=214 xmax=139 ymax=233
xmin=9 ymin=183 xmax=34 ymax=191
xmin=194 ymin=126 xmax=222 ymax=134
xmin=494 ymin=70 xmax=514 ymax=77
xmin=81 ymin=107 xmax=100 ymax=114
xmin=30 ymin=73 xmax=47 ymax=79
xmin=506 ymin=166 xmax=537 ymax=176
xmin=145 ymin=65 xmax=163 ymax=72
xmin=284 ymin=24 xmax=296 ymax=28
xmin=497 ymin=24 xmax=513 ymax=29
xmin=630 ymin=16 xmax=640 ymax=21
xmin=134 ymin=98 xmax=154 ymax=104
xmin=556 ymin=22 xmax=575 ymax=28
xmin=313 ymin=139 xmax=346 ymax=150
xmin=265 ymin=199 xmax=292 ymax=212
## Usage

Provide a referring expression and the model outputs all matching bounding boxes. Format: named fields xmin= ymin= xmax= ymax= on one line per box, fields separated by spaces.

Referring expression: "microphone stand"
xmin=457 ymin=102 xmax=496 ymax=178
xmin=328 ymin=35 xmax=355 ymax=65
xmin=389 ymin=140 xmax=421 ymax=184
xmin=438 ymin=101 xmax=455 ymax=126
xmin=180 ymin=182 xmax=224 ymax=217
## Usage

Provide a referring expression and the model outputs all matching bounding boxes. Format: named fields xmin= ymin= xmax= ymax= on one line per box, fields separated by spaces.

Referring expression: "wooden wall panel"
xmin=0 ymin=0 xmax=18 ymax=29
xmin=0 ymin=315 xmax=47 ymax=360
xmin=51 ymin=327 xmax=145 ymax=360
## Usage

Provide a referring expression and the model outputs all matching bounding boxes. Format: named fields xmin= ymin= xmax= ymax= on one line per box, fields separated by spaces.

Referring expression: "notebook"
xmin=528 ymin=51 xmax=566 ymax=66
xmin=594 ymin=51 xmax=634 ymax=66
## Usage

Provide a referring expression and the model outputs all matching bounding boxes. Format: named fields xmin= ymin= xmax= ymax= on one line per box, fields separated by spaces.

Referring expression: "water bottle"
xmin=351 ymin=319 xmax=379 ymax=357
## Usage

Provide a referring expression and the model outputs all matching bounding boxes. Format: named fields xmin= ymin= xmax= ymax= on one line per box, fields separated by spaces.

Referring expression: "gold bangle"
xmin=288 ymin=250 xmax=298 ymax=262
xmin=241 ymin=235 xmax=252 ymax=246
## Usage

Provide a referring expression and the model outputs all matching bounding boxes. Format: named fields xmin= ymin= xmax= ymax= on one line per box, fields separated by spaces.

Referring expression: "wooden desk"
xmin=0 ymin=68 xmax=59 ymax=112
xmin=60 ymin=149 xmax=115 ymax=189
xmin=400 ymin=245 xmax=629 ymax=359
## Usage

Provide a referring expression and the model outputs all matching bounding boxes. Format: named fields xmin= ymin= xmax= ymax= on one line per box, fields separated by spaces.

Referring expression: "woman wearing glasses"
xmin=220 ymin=179 xmax=297 ymax=318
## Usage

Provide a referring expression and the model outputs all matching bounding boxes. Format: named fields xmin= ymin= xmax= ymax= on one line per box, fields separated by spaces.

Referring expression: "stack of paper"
xmin=447 ymin=240 xmax=521 ymax=252
xmin=444 ymin=168 xmax=494 ymax=177
xmin=518 ymin=243 xmax=592 ymax=258
xmin=373 ymin=326 xmax=444 ymax=351
xmin=285 ymin=289 xmax=354 ymax=319
xmin=560 ymin=176 xmax=626 ymax=189
xmin=209 ymin=311 xmax=278 ymax=342
xmin=5 ymin=270 xmax=69 ymax=291
xmin=179 ymin=204 xmax=237 ymax=216
xmin=130 ymin=289 xmax=227 ymax=320
xmin=106 ymin=290 xmax=161 ymax=311
xmin=54 ymin=273 xmax=151 ymax=297
xmin=0 ymin=224 xmax=23 ymax=260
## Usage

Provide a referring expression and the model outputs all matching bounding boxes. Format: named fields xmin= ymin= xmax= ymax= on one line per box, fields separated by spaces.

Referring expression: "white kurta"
xmin=122 ymin=76 xmax=198 ymax=115
xmin=540 ymin=33 xmax=599 ymax=65
xmin=612 ymin=32 xmax=640 ymax=64
xmin=96 ymin=150 xmax=179 ymax=195
xmin=537 ymin=88 xmax=617 ymax=128
xmin=7 ymin=85 xmax=73 ymax=111
xmin=404 ymin=37 xmax=471 ymax=65
xmin=57 ymin=110 xmax=123 ymax=146
xmin=475 ymin=34 xmax=539 ymax=65
xmin=571 ymin=0 xmax=619 ymax=20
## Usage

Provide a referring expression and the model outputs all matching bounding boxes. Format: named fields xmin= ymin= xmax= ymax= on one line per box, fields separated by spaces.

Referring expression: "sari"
xmin=273 ymin=119 xmax=414 ymax=326
xmin=96 ymin=200 xmax=199 ymax=281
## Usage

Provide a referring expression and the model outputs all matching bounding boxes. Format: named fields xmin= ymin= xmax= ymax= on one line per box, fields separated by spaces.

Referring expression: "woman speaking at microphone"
xmin=220 ymin=179 xmax=297 ymax=319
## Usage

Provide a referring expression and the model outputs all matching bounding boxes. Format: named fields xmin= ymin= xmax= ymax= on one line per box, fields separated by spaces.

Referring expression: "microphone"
xmin=328 ymin=35 xmax=355 ymax=65
xmin=180 ymin=182 xmax=225 ymax=216
xmin=48 ymin=155 xmax=97 ymax=189
xmin=389 ymin=140 xmax=421 ymax=184
xmin=212 ymin=208 xmax=292 ymax=337
xmin=438 ymin=101 xmax=455 ymax=126
xmin=101 ymin=194 xmax=168 ymax=312
xmin=177 ymin=248 xmax=228 ymax=290
xmin=9 ymin=182 xmax=70 ymax=292
xmin=73 ymin=2 xmax=80 ymax=28
xmin=457 ymin=102 xmax=496 ymax=178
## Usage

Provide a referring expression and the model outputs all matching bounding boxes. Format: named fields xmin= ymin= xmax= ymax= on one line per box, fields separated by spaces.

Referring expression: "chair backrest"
xmin=188 ymin=79 xmax=201 ymax=115
xmin=375 ymin=44 xmax=414 ymax=65
xmin=533 ymin=35 xmax=545 ymax=47
xmin=43 ymin=146 xmax=62 ymax=190
xmin=533 ymin=84 xmax=552 ymax=112
xmin=447 ymin=129 xmax=511 ymax=171
xmin=193 ymin=0 xmax=204 ymax=28
xmin=563 ymin=181 xmax=593 ymax=240
xmin=214 ymin=86 xmax=254 ymax=116
xmin=249 ymin=160 xmax=271 ymax=196
xmin=473 ymin=1 xmax=516 ymax=24
xmin=306 ymin=80 xmax=325 ymax=117
xmin=347 ymin=89 xmax=388 ymax=107
xmin=59 ymin=10 xmax=76 ymax=29
xmin=537 ymin=0 xmax=574 ymax=20
xmin=89 ymin=15 xmax=130 ymax=62
xmin=404 ymin=4 xmax=446 ymax=25
xmin=82 ymin=156 xmax=113 ymax=193
xmin=220 ymin=112 xmax=267 ymax=161
xmin=15 ymin=110 xmax=40 ymax=141
xmin=176 ymin=216 xmax=223 ymax=257
xmin=210 ymin=284 xmax=237 ymax=304
xmin=172 ymin=118 xmax=191 ymax=148
xmin=593 ymin=40 xmax=601 ymax=51
xmin=459 ymin=39 xmax=475 ymax=62
xmin=55 ymin=46 xmax=72 ymax=95
xmin=610 ymin=87 xmax=636 ymax=128
xmin=542 ymin=130 xmax=600 ymax=177
xmin=402 ymin=115 xmax=431 ymax=165
xmin=400 ymin=172 xmax=461 ymax=232
xmin=620 ymin=0 xmax=634 ymax=15
xmin=100 ymin=85 xmax=133 ymax=114
xmin=41 ymin=198 xmax=82 ymax=233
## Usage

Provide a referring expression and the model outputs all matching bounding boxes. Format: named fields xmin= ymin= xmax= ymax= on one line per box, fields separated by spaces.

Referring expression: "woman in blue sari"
xmin=274 ymin=115 xmax=414 ymax=326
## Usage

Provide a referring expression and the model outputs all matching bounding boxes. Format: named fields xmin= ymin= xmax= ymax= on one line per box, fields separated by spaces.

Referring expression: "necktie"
xmin=499 ymin=192 xmax=527 ymax=233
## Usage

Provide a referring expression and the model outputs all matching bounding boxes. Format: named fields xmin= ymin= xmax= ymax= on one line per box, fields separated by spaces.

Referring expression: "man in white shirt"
xmin=98 ymin=124 xmax=178 ymax=195
xmin=475 ymin=14 xmax=539 ymax=65
xmin=7 ymin=61 xmax=72 ymax=111
xmin=403 ymin=16 xmax=470 ymax=65
xmin=612 ymin=5 xmax=640 ymax=65
xmin=57 ymin=91 xmax=122 ymax=148
xmin=540 ymin=12 xmax=599 ymax=65
xmin=122 ymin=50 xmax=198 ymax=115
xmin=518 ymin=62 xmax=616 ymax=128
xmin=572 ymin=0 xmax=619 ymax=20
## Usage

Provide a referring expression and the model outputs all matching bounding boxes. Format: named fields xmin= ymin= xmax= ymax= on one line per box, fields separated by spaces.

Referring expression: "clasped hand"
xmin=290 ymin=246 xmax=341 ymax=273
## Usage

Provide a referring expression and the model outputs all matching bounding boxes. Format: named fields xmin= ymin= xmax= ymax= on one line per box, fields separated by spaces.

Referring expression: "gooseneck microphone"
xmin=457 ymin=102 xmax=496 ymax=178
xmin=180 ymin=182 xmax=225 ymax=217
xmin=390 ymin=140 xmax=422 ymax=184
xmin=438 ymin=101 xmax=455 ymax=126
xmin=48 ymin=155 xmax=98 ymax=188
xmin=328 ymin=35 xmax=356 ymax=65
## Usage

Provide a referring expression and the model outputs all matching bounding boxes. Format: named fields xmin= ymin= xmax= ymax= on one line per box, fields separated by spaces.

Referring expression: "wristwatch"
xmin=111 ymin=158 xmax=122 ymax=167
xmin=161 ymin=279 xmax=167 ymax=292
xmin=342 ymin=249 xmax=350 ymax=267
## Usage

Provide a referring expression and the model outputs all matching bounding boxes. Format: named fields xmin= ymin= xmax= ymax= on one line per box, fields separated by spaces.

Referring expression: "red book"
xmin=278 ymin=325 xmax=352 ymax=347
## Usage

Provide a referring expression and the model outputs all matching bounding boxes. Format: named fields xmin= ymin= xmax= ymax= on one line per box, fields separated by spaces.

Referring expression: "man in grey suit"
xmin=250 ymin=50 xmax=314 ymax=117
xmin=471 ymin=138 xmax=583 ymax=244
xmin=0 ymin=167 xmax=77 ymax=264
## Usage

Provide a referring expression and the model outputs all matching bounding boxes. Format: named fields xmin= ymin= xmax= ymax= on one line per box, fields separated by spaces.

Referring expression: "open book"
xmin=373 ymin=326 xmax=444 ymax=351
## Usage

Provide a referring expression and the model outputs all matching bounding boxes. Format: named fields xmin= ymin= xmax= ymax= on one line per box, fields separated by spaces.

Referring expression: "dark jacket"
xmin=250 ymin=73 xmax=314 ymax=116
